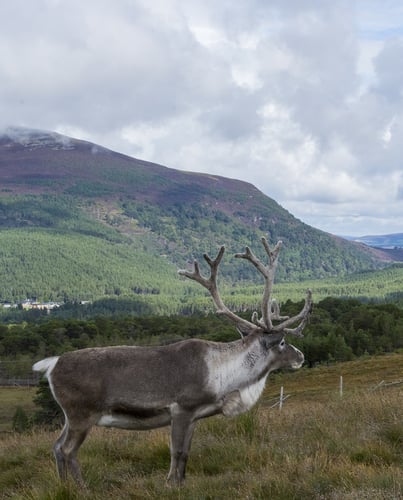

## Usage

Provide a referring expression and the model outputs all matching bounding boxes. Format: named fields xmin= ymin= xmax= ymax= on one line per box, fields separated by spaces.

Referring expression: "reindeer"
xmin=33 ymin=238 xmax=312 ymax=485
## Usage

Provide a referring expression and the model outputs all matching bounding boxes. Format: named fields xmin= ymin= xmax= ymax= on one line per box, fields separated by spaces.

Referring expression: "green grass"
xmin=0 ymin=386 xmax=36 ymax=432
xmin=263 ymin=351 xmax=403 ymax=403
xmin=0 ymin=354 xmax=402 ymax=498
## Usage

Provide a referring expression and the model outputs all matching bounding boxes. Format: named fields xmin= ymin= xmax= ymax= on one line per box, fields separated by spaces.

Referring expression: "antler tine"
xmin=178 ymin=246 xmax=258 ymax=336
xmin=270 ymin=299 xmax=289 ymax=321
xmin=178 ymin=246 xmax=225 ymax=289
xmin=235 ymin=238 xmax=283 ymax=331
xmin=276 ymin=289 xmax=313 ymax=337
xmin=261 ymin=237 xmax=283 ymax=264
xmin=178 ymin=258 xmax=207 ymax=289
xmin=202 ymin=245 xmax=225 ymax=290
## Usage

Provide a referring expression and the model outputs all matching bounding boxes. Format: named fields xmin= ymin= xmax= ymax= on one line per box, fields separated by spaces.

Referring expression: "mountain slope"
xmin=0 ymin=127 xmax=390 ymax=303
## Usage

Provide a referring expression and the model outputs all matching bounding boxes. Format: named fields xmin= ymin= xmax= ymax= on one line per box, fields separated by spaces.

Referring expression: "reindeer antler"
xmin=235 ymin=237 xmax=312 ymax=336
xmin=178 ymin=246 xmax=258 ymax=336
xmin=179 ymin=238 xmax=313 ymax=338
xmin=235 ymin=239 xmax=284 ymax=330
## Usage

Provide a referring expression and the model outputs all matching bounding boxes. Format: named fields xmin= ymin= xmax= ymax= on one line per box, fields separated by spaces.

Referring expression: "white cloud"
xmin=1 ymin=0 xmax=403 ymax=236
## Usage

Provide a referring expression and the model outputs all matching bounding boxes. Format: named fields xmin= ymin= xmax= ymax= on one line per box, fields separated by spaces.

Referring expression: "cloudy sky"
xmin=1 ymin=0 xmax=403 ymax=236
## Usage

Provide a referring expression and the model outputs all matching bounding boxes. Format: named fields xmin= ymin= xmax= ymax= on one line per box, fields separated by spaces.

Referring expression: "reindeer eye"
xmin=279 ymin=339 xmax=286 ymax=349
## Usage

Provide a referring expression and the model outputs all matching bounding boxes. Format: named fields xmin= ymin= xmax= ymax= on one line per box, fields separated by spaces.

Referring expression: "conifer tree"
xmin=33 ymin=378 xmax=63 ymax=428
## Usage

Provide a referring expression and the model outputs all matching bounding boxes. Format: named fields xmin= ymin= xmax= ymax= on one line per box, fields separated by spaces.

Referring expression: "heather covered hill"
xmin=0 ymin=127 xmax=391 ymax=303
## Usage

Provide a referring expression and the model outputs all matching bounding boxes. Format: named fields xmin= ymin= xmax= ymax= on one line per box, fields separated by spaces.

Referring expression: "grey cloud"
xmin=199 ymin=91 xmax=263 ymax=141
xmin=372 ymin=39 xmax=403 ymax=101
xmin=1 ymin=0 xmax=403 ymax=235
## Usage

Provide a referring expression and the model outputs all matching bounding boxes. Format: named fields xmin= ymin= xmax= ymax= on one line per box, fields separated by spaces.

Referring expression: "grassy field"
xmin=0 ymin=354 xmax=402 ymax=499
xmin=0 ymin=386 xmax=36 ymax=433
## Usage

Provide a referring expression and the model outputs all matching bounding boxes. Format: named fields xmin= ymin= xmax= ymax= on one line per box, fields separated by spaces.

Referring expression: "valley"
xmin=0 ymin=128 xmax=399 ymax=309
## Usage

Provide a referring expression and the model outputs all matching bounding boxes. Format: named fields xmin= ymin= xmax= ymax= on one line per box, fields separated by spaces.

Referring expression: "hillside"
xmin=0 ymin=127 xmax=392 ymax=303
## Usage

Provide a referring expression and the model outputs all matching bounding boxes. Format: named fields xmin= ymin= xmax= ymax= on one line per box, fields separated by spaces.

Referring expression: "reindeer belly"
xmin=97 ymin=406 xmax=171 ymax=430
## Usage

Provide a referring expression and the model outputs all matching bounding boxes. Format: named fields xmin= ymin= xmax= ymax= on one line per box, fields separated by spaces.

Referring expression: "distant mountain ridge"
xmin=343 ymin=233 xmax=403 ymax=262
xmin=0 ymin=127 xmax=394 ymax=303
xmin=345 ymin=233 xmax=403 ymax=249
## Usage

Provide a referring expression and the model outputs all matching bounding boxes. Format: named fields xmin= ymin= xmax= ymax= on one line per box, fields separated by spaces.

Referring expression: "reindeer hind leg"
xmin=56 ymin=418 xmax=92 ymax=485
xmin=53 ymin=422 xmax=68 ymax=480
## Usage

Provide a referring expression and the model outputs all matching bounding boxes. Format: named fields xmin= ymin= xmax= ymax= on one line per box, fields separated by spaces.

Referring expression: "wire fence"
xmin=263 ymin=375 xmax=403 ymax=411
xmin=0 ymin=376 xmax=39 ymax=386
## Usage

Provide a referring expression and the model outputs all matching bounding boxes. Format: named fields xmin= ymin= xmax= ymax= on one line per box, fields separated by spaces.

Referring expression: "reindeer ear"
xmin=236 ymin=326 xmax=249 ymax=338
xmin=236 ymin=325 xmax=252 ymax=338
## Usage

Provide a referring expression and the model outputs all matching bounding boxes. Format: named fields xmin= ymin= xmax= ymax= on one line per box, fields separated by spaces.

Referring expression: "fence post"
xmin=279 ymin=386 xmax=284 ymax=411
xmin=339 ymin=375 xmax=343 ymax=398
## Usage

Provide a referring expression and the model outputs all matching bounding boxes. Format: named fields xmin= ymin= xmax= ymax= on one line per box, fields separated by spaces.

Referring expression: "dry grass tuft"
xmin=1 ymin=388 xmax=401 ymax=499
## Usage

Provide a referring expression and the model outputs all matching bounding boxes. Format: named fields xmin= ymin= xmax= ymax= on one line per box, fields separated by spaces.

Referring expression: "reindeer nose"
xmin=297 ymin=347 xmax=304 ymax=362
xmin=293 ymin=346 xmax=304 ymax=366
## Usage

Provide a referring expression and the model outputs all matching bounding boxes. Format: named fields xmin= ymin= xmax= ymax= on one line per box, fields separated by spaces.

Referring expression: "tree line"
xmin=1 ymin=298 xmax=402 ymax=381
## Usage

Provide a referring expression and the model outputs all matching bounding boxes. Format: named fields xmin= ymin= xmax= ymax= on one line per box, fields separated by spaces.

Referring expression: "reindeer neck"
xmin=205 ymin=333 xmax=270 ymax=395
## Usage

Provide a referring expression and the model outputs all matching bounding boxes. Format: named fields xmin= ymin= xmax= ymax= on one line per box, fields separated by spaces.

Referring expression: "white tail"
xmin=32 ymin=356 xmax=59 ymax=377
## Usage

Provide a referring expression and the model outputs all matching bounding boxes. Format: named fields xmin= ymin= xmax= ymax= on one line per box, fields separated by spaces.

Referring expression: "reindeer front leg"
xmin=167 ymin=411 xmax=196 ymax=484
